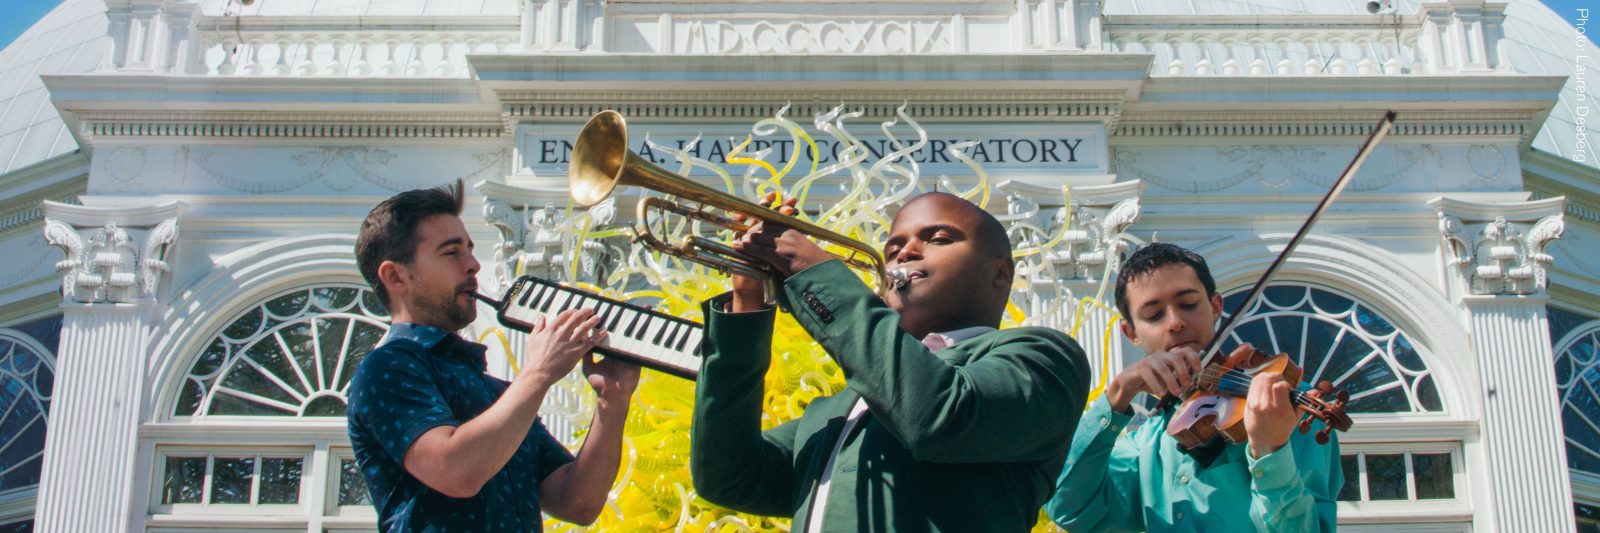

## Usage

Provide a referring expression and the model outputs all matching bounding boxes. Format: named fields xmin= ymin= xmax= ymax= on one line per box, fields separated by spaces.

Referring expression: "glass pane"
xmin=304 ymin=395 xmax=346 ymax=417
xmin=161 ymin=457 xmax=207 ymax=504
xmin=1365 ymin=454 xmax=1406 ymax=500
xmin=279 ymin=322 xmax=320 ymax=390
xmin=1412 ymin=453 xmax=1454 ymax=499
xmin=259 ymin=457 xmax=302 ymax=504
xmin=314 ymin=286 xmax=359 ymax=312
xmin=338 ymin=458 xmax=372 ymax=506
xmin=316 ymin=317 xmax=352 ymax=390
xmin=222 ymin=307 xmax=265 ymax=341
xmin=266 ymin=290 xmax=311 ymax=319
xmin=1337 ymin=454 xmax=1361 ymax=501
xmin=0 ymin=457 xmax=41 ymax=494
xmin=0 ymin=519 xmax=32 ymax=533
xmin=211 ymin=457 xmax=255 ymax=504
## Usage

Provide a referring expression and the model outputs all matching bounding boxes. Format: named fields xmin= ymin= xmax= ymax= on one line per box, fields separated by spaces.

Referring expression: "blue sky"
xmin=0 ymin=0 xmax=1592 ymax=51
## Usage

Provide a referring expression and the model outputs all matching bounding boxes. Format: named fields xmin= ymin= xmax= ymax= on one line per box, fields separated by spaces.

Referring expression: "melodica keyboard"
xmin=478 ymin=275 xmax=702 ymax=380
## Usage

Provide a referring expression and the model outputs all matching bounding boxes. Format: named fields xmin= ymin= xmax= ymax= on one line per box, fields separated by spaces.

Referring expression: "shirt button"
xmin=1254 ymin=469 xmax=1265 ymax=478
xmin=1180 ymin=475 xmax=1189 ymax=484
xmin=1176 ymin=511 xmax=1185 ymax=520
xmin=1100 ymin=418 xmax=1110 ymax=428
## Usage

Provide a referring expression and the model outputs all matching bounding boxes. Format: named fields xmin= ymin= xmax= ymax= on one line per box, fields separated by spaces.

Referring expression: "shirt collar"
xmin=381 ymin=323 xmax=452 ymax=349
xmin=930 ymin=326 xmax=998 ymax=348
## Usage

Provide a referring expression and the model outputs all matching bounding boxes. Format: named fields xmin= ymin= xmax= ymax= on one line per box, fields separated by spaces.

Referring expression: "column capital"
xmin=42 ymin=201 xmax=185 ymax=305
xmin=476 ymin=180 xmax=613 ymax=291
xmin=999 ymin=178 xmax=1142 ymax=283
xmin=1429 ymin=196 xmax=1564 ymax=297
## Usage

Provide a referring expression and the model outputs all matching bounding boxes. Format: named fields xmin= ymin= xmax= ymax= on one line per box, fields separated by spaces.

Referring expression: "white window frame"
xmin=324 ymin=448 xmax=376 ymax=522
xmin=150 ymin=446 xmax=313 ymax=515
xmin=1337 ymin=441 xmax=1472 ymax=525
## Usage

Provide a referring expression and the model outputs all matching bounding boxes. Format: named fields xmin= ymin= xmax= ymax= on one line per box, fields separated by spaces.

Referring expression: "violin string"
xmin=1210 ymin=372 xmax=1323 ymax=407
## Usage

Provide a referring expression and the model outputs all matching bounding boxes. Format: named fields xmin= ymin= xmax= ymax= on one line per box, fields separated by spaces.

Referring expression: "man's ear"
xmin=993 ymin=256 xmax=1015 ymax=288
xmin=1119 ymin=320 xmax=1138 ymax=343
xmin=1210 ymin=292 xmax=1224 ymax=321
xmin=378 ymin=260 xmax=407 ymax=297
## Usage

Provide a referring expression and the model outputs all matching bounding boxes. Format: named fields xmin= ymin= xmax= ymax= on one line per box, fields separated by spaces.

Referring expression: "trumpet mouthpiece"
xmin=887 ymin=268 xmax=911 ymax=291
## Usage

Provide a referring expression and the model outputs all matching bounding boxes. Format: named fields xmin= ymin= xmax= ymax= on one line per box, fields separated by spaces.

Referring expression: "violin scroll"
xmin=1297 ymin=380 xmax=1353 ymax=445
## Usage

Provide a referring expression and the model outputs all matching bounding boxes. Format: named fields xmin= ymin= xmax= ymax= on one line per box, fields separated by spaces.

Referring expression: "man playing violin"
xmin=1046 ymin=242 xmax=1343 ymax=532
xmin=346 ymin=180 xmax=641 ymax=532
xmin=691 ymin=192 xmax=1091 ymax=531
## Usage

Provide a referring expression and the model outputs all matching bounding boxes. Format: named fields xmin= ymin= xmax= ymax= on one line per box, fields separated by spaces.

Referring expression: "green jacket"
xmin=690 ymin=260 xmax=1091 ymax=532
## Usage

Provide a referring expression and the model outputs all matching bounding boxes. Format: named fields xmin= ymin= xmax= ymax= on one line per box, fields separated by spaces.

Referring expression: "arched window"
xmin=1218 ymin=284 xmax=1457 ymax=515
xmin=0 ymin=316 xmax=59 ymax=531
xmin=1220 ymin=284 xmax=1443 ymax=413
xmin=173 ymin=285 xmax=388 ymax=418
xmin=0 ymin=326 xmax=54 ymax=497
xmin=1549 ymin=306 xmax=1600 ymax=483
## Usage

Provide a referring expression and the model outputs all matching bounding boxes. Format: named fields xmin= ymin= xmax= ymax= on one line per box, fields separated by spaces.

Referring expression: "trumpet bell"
xmin=566 ymin=109 xmax=893 ymax=293
xmin=570 ymin=110 xmax=630 ymax=208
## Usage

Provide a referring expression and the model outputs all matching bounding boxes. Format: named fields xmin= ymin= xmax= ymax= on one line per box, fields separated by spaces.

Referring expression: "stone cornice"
xmin=469 ymin=53 xmax=1156 ymax=92
xmin=1103 ymin=14 xmax=1429 ymax=29
xmin=194 ymin=14 xmax=520 ymax=32
xmin=0 ymin=180 xmax=86 ymax=236
xmin=1136 ymin=75 xmax=1567 ymax=108
xmin=71 ymin=110 xmax=507 ymax=140
xmin=44 ymin=74 xmax=486 ymax=107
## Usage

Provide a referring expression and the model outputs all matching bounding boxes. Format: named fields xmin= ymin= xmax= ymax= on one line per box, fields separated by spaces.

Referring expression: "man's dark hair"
xmin=1114 ymin=242 xmax=1217 ymax=320
xmin=355 ymin=180 xmax=465 ymax=310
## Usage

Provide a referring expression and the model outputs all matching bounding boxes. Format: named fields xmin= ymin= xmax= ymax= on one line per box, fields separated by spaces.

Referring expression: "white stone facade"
xmin=0 ymin=0 xmax=1596 ymax=531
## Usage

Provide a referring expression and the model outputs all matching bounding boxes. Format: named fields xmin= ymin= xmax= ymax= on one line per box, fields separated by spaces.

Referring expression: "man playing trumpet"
xmin=690 ymin=191 xmax=1091 ymax=531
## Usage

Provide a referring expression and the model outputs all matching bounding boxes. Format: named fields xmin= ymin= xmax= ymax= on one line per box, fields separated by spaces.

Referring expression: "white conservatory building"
xmin=0 ymin=0 xmax=1596 ymax=531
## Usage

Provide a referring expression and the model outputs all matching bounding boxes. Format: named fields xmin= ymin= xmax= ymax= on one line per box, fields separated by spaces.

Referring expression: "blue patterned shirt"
xmin=347 ymin=323 xmax=575 ymax=532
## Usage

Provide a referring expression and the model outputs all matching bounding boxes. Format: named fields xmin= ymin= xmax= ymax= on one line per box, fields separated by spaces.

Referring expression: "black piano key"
xmin=537 ymin=287 xmax=557 ymax=311
xmin=653 ymin=321 xmax=672 ymax=345
xmin=606 ymin=307 xmax=625 ymax=330
xmin=625 ymin=313 xmax=643 ymax=337
xmin=537 ymin=284 xmax=554 ymax=308
xmin=665 ymin=323 xmax=684 ymax=350
xmin=517 ymin=284 xmax=535 ymax=307
xmin=675 ymin=328 xmax=692 ymax=351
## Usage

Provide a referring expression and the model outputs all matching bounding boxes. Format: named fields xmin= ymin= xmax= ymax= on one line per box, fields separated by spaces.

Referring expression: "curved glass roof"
xmin=0 ymin=0 xmax=107 ymax=175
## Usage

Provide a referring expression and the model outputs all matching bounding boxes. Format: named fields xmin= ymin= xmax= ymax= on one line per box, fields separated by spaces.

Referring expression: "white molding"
xmin=1428 ymin=196 xmax=1564 ymax=222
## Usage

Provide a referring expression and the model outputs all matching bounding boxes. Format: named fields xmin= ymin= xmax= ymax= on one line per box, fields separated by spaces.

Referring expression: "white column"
xmin=35 ymin=304 xmax=154 ymax=532
xmin=521 ymin=0 xmax=539 ymax=50
xmin=1461 ymin=296 xmax=1574 ymax=532
xmin=1430 ymin=196 xmax=1575 ymax=532
xmin=34 ymin=201 xmax=182 ymax=533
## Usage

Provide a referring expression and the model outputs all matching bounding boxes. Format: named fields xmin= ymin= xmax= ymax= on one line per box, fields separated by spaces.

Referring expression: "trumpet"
xmin=568 ymin=110 xmax=908 ymax=297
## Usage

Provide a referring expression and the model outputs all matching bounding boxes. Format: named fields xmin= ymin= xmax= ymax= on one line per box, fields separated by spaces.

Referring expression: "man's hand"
xmin=1104 ymin=346 xmax=1204 ymax=413
xmin=726 ymin=193 xmax=829 ymax=311
xmin=583 ymin=354 xmax=641 ymax=411
xmin=733 ymin=194 xmax=831 ymax=275
xmin=520 ymin=308 xmax=605 ymax=388
xmin=1245 ymin=371 xmax=1299 ymax=459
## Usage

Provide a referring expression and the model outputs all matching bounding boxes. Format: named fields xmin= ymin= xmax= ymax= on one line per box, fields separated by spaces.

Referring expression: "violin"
xmin=1167 ymin=343 xmax=1352 ymax=449
xmin=1155 ymin=111 xmax=1396 ymax=449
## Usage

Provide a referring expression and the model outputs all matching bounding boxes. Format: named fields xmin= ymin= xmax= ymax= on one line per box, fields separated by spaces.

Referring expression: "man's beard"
xmin=417 ymin=284 xmax=477 ymax=331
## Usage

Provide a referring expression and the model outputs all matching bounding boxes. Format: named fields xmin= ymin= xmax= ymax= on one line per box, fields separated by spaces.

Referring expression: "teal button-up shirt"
xmin=1046 ymin=397 xmax=1343 ymax=532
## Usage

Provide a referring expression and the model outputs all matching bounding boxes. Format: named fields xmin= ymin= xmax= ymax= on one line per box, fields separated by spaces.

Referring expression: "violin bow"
xmin=1160 ymin=111 xmax=1397 ymax=408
